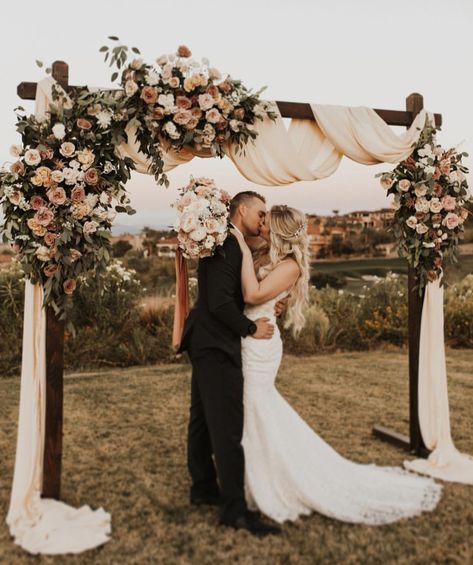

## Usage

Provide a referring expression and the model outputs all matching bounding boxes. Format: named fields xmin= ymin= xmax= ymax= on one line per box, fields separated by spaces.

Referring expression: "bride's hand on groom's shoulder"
xmin=230 ymin=228 xmax=247 ymax=250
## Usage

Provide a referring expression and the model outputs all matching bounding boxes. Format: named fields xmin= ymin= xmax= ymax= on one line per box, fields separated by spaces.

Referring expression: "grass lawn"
xmin=1 ymin=350 xmax=472 ymax=564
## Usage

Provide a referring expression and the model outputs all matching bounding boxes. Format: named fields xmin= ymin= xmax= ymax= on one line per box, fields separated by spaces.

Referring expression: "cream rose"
xmin=429 ymin=198 xmax=443 ymax=214
xmin=380 ymin=176 xmax=393 ymax=190
xmin=398 ymin=179 xmax=411 ymax=192
xmin=24 ymin=149 xmax=41 ymax=166
xmin=414 ymin=184 xmax=428 ymax=197
xmin=125 ymin=80 xmax=139 ymax=97
xmin=59 ymin=142 xmax=76 ymax=158
xmin=415 ymin=223 xmax=428 ymax=234
xmin=83 ymin=221 xmax=99 ymax=234
xmin=190 ymin=227 xmax=207 ymax=241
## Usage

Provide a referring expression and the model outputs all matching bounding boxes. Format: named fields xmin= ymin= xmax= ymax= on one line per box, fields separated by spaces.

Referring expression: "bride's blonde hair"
xmin=260 ymin=205 xmax=310 ymax=336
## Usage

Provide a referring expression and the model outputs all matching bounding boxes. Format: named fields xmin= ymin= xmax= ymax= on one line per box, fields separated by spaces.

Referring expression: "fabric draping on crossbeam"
xmin=404 ymin=278 xmax=473 ymax=484
xmin=6 ymin=77 xmax=111 ymax=555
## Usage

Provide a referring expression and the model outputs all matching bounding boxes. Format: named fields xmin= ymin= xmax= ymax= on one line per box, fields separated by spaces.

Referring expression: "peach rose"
xmin=205 ymin=108 xmax=222 ymax=124
xmin=10 ymin=161 xmax=25 ymax=175
xmin=185 ymin=117 xmax=199 ymax=130
xmin=77 ymin=118 xmax=92 ymax=130
xmin=71 ymin=186 xmax=86 ymax=203
xmin=8 ymin=190 xmax=22 ymax=205
xmin=177 ymin=45 xmax=192 ymax=58
xmin=63 ymin=279 xmax=77 ymax=295
xmin=44 ymin=264 xmax=59 ymax=277
xmin=432 ymin=168 xmax=441 ymax=180
xmin=44 ymin=232 xmax=58 ymax=247
xmin=191 ymin=107 xmax=203 ymax=119
xmin=69 ymin=249 xmax=82 ymax=262
xmin=398 ymin=179 xmax=411 ymax=192
xmin=141 ymin=86 xmax=158 ymax=105
xmin=76 ymin=148 xmax=95 ymax=168
xmin=34 ymin=206 xmax=54 ymax=226
xmin=168 ymin=77 xmax=180 ymax=89
xmin=218 ymin=80 xmax=232 ymax=94
xmin=198 ymin=93 xmax=214 ymax=111
xmin=72 ymin=202 xmax=91 ymax=219
xmin=27 ymin=218 xmax=47 ymax=236
xmin=47 ymin=187 xmax=67 ymax=206
xmin=152 ymin=107 xmax=165 ymax=120
xmin=84 ymin=168 xmax=99 ymax=186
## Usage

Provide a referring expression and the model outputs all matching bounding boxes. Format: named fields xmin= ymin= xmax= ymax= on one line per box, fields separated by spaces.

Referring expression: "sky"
xmin=1 ymin=0 xmax=472 ymax=231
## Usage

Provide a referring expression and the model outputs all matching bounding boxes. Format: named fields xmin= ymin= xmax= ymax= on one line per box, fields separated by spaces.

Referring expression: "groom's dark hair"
xmin=229 ymin=191 xmax=266 ymax=219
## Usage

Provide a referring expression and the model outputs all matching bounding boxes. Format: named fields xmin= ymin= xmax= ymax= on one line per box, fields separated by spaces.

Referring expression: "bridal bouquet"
xmin=173 ymin=177 xmax=230 ymax=259
xmin=379 ymin=119 xmax=471 ymax=289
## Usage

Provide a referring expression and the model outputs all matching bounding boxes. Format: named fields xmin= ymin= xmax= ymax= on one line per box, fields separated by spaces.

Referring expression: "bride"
xmin=231 ymin=204 xmax=442 ymax=525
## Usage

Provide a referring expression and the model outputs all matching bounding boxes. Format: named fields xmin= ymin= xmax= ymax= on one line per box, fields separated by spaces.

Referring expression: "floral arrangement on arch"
xmin=173 ymin=177 xmax=230 ymax=259
xmin=379 ymin=119 xmax=471 ymax=290
xmin=102 ymin=39 xmax=278 ymax=185
xmin=0 ymin=39 xmax=276 ymax=313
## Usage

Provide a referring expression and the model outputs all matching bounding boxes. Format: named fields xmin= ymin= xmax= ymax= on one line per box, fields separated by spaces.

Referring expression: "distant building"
xmin=156 ymin=236 xmax=178 ymax=258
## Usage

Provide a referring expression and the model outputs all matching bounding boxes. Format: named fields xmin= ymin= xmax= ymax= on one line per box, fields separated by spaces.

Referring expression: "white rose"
xmin=418 ymin=144 xmax=433 ymax=158
xmin=86 ymin=194 xmax=98 ymax=208
xmin=163 ymin=121 xmax=180 ymax=140
xmin=156 ymin=55 xmax=168 ymax=66
xmin=198 ymin=93 xmax=215 ymax=111
xmin=52 ymin=123 xmax=66 ymax=139
xmin=24 ymin=149 xmax=41 ymax=166
xmin=158 ymin=93 xmax=175 ymax=109
xmin=181 ymin=213 xmax=198 ymax=233
xmin=415 ymin=198 xmax=430 ymax=213
xmin=204 ymin=235 xmax=215 ymax=249
xmin=35 ymin=245 xmax=51 ymax=262
xmin=406 ymin=216 xmax=418 ymax=229
xmin=125 ymin=80 xmax=139 ymax=97
xmin=146 ymin=71 xmax=160 ymax=86
xmin=10 ymin=144 xmax=23 ymax=158
xmin=422 ymin=242 xmax=435 ymax=248
xmin=190 ymin=227 xmax=207 ymax=241
xmin=51 ymin=170 xmax=64 ymax=183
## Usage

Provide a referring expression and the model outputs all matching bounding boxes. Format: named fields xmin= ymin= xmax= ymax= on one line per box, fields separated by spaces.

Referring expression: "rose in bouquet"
xmin=173 ymin=177 xmax=231 ymax=259
xmin=378 ymin=119 xmax=471 ymax=290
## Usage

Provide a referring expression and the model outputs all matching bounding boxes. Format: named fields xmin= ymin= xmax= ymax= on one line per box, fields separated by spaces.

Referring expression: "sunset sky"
xmin=1 ymin=0 xmax=472 ymax=231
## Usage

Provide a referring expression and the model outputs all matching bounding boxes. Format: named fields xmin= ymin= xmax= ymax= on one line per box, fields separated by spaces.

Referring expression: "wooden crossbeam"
xmin=16 ymin=78 xmax=442 ymax=128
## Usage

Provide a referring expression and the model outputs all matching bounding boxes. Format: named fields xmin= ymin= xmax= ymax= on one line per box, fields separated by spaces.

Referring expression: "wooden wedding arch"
xmin=17 ymin=61 xmax=443 ymax=500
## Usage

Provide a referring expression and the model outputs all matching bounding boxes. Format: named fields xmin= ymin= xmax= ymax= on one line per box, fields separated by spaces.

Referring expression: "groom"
xmin=179 ymin=191 xmax=281 ymax=537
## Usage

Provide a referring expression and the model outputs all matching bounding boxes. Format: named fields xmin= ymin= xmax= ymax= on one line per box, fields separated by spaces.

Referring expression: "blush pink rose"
xmin=441 ymin=195 xmax=456 ymax=211
xmin=69 ymin=249 xmax=82 ymax=262
xmin=10 ymin=161 xmax=25 ymax=175
xmin=47 ymin=187 xmax=67 ymax=206
xmin=442 ymin=212 xmax=460 ymax=230
xmin=30 ymin=195 xmax=46 ymax=210
xmin=34 ymin=206 xmax=54 ymax=226
xmin=44 ymin=232 xmax=58 ymax=246
xmin=176 ymin=96 xmax=192 ymax=110
xmin=141 ymin=86 xmax=158 ymax=105
xmin=71 ymin=186 xmax=86 ymax=203
xmin=177 ymin=45 xmax=192 ymax=58
xmin=77 ymin=118 xmax=92 ymax=130
xmin=44 ymin=264 xmax=59 ymax=277
xmin=173 ymin=110 xmax=192 ymax=125
xmin=63 ymin=279 xmax=77 ymax=295
xmin=84 ymin=168 xmax=99 ymax=186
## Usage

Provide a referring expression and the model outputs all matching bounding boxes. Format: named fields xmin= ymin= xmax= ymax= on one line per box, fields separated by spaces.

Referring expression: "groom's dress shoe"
xmin=220 ymin=513 xmax=281 ymax=537
xmin=190 ymin=494 xmax=220 ymax=506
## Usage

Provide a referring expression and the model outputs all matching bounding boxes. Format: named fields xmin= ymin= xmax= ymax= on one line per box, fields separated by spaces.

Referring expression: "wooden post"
xmin=41 ymin=61 xmax=69 ymax=499
xmin=42 ymin=307 xmax=65 ymax=498
xmin=405 ymin=93 xmax=428 ymax=456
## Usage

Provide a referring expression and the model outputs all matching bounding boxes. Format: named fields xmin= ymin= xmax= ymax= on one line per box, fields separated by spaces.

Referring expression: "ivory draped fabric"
xmin=404 ymin=279 xmax=473 ymax=483
xmin=6 ymin=78 xmax=111 ymax=555
xmin=8 ymin=78 xmax=471 ymax=554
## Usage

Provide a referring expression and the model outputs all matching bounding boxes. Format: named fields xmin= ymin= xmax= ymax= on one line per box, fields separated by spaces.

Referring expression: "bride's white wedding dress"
xmin=241 ymin=290 xmax=442 ymax=525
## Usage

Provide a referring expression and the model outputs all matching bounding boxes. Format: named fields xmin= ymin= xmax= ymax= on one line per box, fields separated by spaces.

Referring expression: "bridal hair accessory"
xmin=292 ymin=221 xmax=308 ymax=238
xmin=173 ymin=176 xmax=231 ymax=259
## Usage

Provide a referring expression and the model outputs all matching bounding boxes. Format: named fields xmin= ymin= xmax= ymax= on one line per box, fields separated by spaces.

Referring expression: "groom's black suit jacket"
xmin=179 ymin=233 xmax=254 ymax=366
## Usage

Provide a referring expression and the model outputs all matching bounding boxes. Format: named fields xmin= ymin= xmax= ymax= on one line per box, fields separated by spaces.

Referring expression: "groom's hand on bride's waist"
xmin=253 ymin=317 xmax=274 ymax=339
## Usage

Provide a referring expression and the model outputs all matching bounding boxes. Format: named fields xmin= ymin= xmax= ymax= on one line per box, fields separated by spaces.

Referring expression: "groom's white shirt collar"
xmin=230 ymin=223 xmax=244 ymax=238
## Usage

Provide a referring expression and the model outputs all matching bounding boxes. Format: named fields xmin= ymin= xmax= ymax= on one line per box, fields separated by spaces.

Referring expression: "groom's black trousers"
xmin=187 ymin=347 xmax=247 ymax=522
